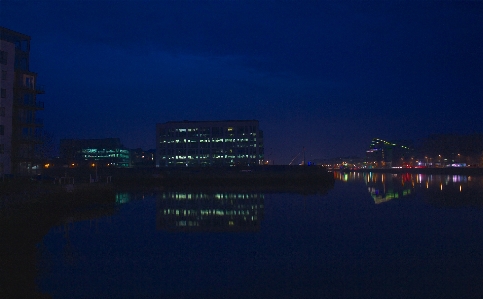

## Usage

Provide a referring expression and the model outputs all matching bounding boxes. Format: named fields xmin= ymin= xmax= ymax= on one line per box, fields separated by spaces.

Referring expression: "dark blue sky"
xmin=2 ymin=1 xmax=483 ymax=164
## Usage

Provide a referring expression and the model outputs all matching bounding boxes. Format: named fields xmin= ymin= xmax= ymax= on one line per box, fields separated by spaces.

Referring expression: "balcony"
xmin=14 ymin=117 xmax=44 ymax=127
xmin=13 ymin=98 xmax=44 ymax=110
xmin=14 ymin=84 xmax=45 ymax=94
xmin=13 ymin=135 xmax=43 ymax=144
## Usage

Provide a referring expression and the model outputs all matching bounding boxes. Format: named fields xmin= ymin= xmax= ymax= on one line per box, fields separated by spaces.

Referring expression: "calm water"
xmin=3 ymin=172 xmax=483 ymax=298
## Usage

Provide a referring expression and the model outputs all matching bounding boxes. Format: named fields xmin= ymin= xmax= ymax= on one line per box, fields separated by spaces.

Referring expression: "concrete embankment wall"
xmin=30 ymin=165 xmax=334 ymax=193
xmin=38 ymin=165 xmax=333 ymax=182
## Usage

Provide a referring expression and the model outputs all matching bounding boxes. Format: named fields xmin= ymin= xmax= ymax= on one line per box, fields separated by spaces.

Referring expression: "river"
xmin=2 ymin=171 xmax=483 ymax=298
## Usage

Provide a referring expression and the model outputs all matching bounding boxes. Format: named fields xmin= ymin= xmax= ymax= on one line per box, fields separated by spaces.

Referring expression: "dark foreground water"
xmin=3 ymin=172 xmax=483 ymax=298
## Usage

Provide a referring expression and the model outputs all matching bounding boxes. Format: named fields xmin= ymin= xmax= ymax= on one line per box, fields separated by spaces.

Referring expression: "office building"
xmin=156 ymin=120 xmax=264 ymax=167
xmin=366 ymin=138 xmax=412 ymax=168
xmin=59 ymin=138 xmax=130 ymax=168
xmin=0 ymin=27 xmax=45 ymax=175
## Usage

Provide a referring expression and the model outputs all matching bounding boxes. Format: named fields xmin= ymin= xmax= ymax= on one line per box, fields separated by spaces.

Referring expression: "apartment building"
xmin=0 ymin=27 xmax=44 ymax=175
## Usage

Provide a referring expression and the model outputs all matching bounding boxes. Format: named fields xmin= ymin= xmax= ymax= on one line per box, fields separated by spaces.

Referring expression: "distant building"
xmin=59 ymin=138 xmax=130 ymax=168
xmin=0 ymin=27 xmax=45 ymax=175
xmin=131 ymin=148 xmax=155 ymax=167
xmin=156 ymin=120 xmax=264 ymax=167
xmin=366 ymin=138 xmax=412 ymax=168
xmin=417 ymin=134 xmax=483 ymax=167
xmin=313 ymin=156 xmax=365 ymax=170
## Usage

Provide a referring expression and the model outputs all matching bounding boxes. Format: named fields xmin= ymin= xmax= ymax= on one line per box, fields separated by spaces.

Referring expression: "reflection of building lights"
xmin=337 ymin=172 xmax=480 ymax=205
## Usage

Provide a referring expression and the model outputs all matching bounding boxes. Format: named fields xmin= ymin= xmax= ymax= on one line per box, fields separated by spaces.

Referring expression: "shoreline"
xmin=336 ymin=167 xmax=483 ymax=176
xmin=0 ymin=166 xmax=336 ymax=202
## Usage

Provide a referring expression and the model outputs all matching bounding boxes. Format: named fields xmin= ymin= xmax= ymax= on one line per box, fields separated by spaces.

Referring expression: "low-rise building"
xmin=131 ymin=148 xmax=155 ymax=167
xmin=59 ymin=138 xmax=130 ymax=168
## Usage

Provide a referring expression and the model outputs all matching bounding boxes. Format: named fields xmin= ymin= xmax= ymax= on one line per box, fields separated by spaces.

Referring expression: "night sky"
xmin=2 ymin=1 xmax=483 ymax=164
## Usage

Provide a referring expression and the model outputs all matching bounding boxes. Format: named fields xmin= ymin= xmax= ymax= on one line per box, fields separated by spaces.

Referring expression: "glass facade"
xmin=156 ymin=120 xmax=264 ymax=167
xmin=366 ymin=138 xmax=411 ymax=168
xmin=59 ymin=138 xmax=130 ymax=168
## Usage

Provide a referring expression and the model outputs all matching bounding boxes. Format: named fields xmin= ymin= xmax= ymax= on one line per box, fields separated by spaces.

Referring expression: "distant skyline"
xmin=1 ymin=1 xmax=482 ymax=164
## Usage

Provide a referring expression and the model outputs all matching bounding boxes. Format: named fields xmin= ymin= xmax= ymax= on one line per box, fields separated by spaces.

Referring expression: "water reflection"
xmin=5 ymin=178 xmax=483 ymax=298
xmin=115 ymin=192 xmax=131 ymax=204
xmin=114 ymin=191 xmax=153 ymax=205
xmin=157 ymin=192 xmax=264 ymax=232
xmin=335 ymin=171 xmax=483 ymax=207
xmin=0 ymin=190 xmax=118 ymax=299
